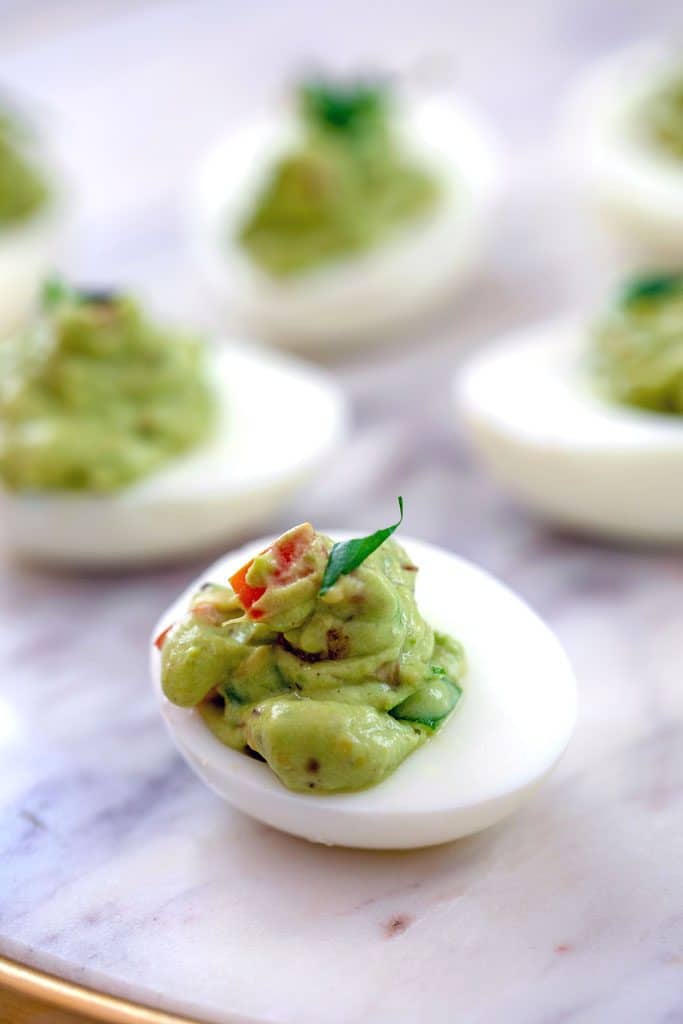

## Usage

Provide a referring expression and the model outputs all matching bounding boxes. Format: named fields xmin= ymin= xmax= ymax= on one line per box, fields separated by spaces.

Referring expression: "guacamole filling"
xmin=592 ymin=272 xmax=683 ymax=413
xmin=638 ymin=71 xmax=683 ymax=160
xmin=160 ymin=516 xmax=466 ymax=794
xmin=237 ymin=78 xmax=441 ymax=277
xmin=0 ymin=111 xmax=48 ymax=226
xmin=0 ymin=282 xmax=215 ymax=492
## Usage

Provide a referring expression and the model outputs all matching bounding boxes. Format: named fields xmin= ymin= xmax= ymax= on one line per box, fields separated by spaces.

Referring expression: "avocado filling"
xmin=638 ymin=71 xmax=683 ymax=160
xmin=160 ymin=522 xmax=466 ymax=794
xmin=0 ymin=283 xmax=216 ymax=492
xmin=237 ymin=78 xmax=441 ymax=277
xmin=592 ymin=272 xmax=683 ymax=413
xmin=0 ymin=111 xmax=48 ymax=227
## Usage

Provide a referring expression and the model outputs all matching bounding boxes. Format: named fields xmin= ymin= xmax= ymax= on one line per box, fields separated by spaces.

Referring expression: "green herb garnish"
xmin=620 ymin=272 xmax=683 ymax=307
xmin=320 ymin=497 xmax=404 ymax=595
xmin=299 ymin=78 xmax=386 ymax=136
xmin=41 ymin=276 xmax=75 ymax=310
xmin=41 ymin=276 xmax=118 ymax=311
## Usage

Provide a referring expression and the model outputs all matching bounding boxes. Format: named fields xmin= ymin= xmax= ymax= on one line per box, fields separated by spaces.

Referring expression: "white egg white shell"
xmin=191 ymin=96 xmax=500 ymax=351
xmin=570 ymin=41 xmax=683 ymax=256
xmin=0 ymin=203 xmax=64 ymax=338
xmin=150 ymin=535 xmax=577 ymax=850
xmin=0 ymin=343 xmax=348 ymax=568
xmin=457 ymin=319 xmax=683 ymax=542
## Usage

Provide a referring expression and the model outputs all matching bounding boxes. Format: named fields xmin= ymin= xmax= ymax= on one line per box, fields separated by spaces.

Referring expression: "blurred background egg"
xmin=192 ymin=90 xmax=500 ymax=351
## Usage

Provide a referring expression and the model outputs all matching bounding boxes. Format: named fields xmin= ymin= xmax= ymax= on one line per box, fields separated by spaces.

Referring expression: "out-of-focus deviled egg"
xmin=457 ymin=271 xmax=683 ymax=542
xmin=571 ymin=43 xmax=683 ymax=256
xmin=151 ymin=507 xmax=576 ymax=848
xmin=193 ymin=75 xmax=499 ymax=350
xmin=0 ymin=279 xmax=347 ymax=567
xmin=0 ymin=101 xmax=63 ymax=336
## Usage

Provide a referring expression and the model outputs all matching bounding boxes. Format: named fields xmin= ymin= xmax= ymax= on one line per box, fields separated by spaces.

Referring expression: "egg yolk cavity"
xmin=237 ymin=78 xmax=441 ymax=277
xmin=591 ymin=273 xmax=683 ymax=414
xmin=160 ymin=523 xmax=466 ymax=794
xmin=0 ymin=285 xmax=216 ymax=492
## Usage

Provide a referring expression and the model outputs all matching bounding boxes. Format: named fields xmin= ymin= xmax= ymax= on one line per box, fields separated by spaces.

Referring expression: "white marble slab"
xmin=0 ymin=2 xmax=682 ymax=1022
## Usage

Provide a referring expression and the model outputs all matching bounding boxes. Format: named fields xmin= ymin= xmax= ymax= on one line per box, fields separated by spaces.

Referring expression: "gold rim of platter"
xmin=0 ymin=954 xmax=206 ymax=1023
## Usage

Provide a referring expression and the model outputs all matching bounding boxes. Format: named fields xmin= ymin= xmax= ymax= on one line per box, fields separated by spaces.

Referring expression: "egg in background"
xmin=0 ymin=343 xmax=348 ymax=568
xmin=568 ymin=42 xmax=683 ymax=260
xmin=191 ymin=93 xmax=500 ymax=352
xmin=456 ymin=318 xmax=683 ymax=543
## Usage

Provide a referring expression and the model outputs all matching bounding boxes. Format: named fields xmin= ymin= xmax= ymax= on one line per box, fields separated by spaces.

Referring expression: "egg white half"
xmin=150 ymin=535 xmax=577 ymax=849
xmin=570 ymin=42 xmax=683 ymax=256
xmin=0 ymin=343 xmax=348 ymax=567
xmin=191 ymin=95 xmax=500 ymax=351
xmin=457 ymin=319 xmax=683 ymax=542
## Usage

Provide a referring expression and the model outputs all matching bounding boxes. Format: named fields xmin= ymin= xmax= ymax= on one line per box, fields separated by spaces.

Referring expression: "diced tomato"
xmin=154 ymin=624 xmax=173 ymax=650
xmin=272 ymin=523 xmax=315 ymax=575
xmin=229 ymin=559 xmax=266 ymax=614
xmin=276 ymin=538 xmax=297 ymax=567
xmin=229 ymin=524 xmax=315 ymax=618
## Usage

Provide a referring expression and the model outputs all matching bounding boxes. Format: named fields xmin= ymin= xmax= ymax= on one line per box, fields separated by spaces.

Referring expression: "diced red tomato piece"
xmin=229 ymin=559 xmax=266 ymax=614
xmin=229 ymin=524 xmax=315 ymax=618
xmin=154 ymin=624 xmax=173 ymax=650
xmin=272 ymin=523 xmax=315 ymax=576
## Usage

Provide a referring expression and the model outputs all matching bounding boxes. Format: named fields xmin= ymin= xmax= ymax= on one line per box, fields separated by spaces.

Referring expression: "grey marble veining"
xmin=1 ymin=2 xmax=682 ymax=1022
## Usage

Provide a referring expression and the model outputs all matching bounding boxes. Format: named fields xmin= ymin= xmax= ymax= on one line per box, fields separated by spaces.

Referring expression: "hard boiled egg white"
xmin=457 ymin=319 xmax=683 ymax=542
xmin=150 ymin=535 xmax=577 ymax=850
xmin=0 ymin=343 xmax=347 ymax=568
xmin=570 ymin=42 xmax=683 ymax=257
xmin=192 ymin=95 xmax=499 ymax=351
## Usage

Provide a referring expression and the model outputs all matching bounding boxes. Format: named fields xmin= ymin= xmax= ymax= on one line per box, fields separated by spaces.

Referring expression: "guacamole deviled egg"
xmin=151 ymin=502 xmax=577 ymax=848
xmin=193 ymin=76 xmax=498 ymax=350
xmin=572 ymin=43 xmax=683 ymax=256
xmin=457 ymin=272 xmax=683 ymax=542
xmin=0 ymin=104 xmax=62 ymax=336
xmin=0 ymin=280 xmax=347 ymax=566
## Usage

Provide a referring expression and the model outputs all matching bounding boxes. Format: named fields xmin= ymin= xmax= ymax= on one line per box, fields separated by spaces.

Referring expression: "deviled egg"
xmin=193 ymin=76 xmax=499 ymax=350
xmin=572 ymin=43 xmax=683 ymax=256
xmin=0 ymin=280 xmax=347 ymax=567
xmin=457 ymin=271 xmax=683 ymax=542
xmin=0 ymin=103 xmax=63 ymax=336
xmin=151 ymin=508 xmax=576 ymax=849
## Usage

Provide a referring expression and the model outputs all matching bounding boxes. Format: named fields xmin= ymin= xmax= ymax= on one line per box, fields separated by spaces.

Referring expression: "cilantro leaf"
xmin=41 ymin=276 xmax=117 ymax=311
xmin=299 ymin=78 xmax=386 ymax=135
xmin=621 ymin=272 xmax=683 ymax=306
xmin=41 ymin=275 xmax=75 ymax=310
xmin=319 ymin=497 xmax=404 ymax=595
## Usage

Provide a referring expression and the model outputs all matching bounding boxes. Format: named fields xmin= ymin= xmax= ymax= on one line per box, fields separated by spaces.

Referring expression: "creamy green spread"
xmin=160 ymin=522 xmax=466 ymax=793
xmin=0 ymin=111 xmax=48 ymax=226
xmin=592 ymin=273 xmax=683 ymax=413
xmin=0 ymin=285 xmax=215 ymax=492
xmin=237 ymin=79 xmax=440 ymax=277
xmin=638 ymin=71 xmax=683 ymax=160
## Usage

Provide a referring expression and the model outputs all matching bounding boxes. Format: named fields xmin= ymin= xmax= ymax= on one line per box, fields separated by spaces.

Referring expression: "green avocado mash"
xmin=0 ymin=283 xmax=215 ymax=492
xmin=592 ymin=272 xmax=683 ymax=413
xmin=160 ymin=521 xmax=466 ymax=794
xmin=0 ymin=111 xmax=48 ymax=226
xmin=638 ymin=71 xmax=683 ymax=160
xmin=237 ymin=78 xmax=440 ymax=277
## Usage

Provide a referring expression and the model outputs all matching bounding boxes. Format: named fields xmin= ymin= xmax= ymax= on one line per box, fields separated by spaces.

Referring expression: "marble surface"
xmin=1 ymin=2 xmax=683 ymax=1022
